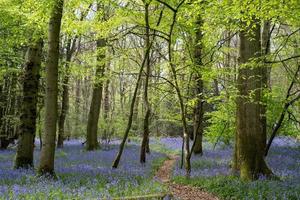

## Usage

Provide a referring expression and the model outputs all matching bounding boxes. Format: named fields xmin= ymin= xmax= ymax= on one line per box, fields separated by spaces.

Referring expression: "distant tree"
xmin=57 ymin=38 xmax=74 ymax=148
xmin=86 ymin=38 xmax=106 ymax=151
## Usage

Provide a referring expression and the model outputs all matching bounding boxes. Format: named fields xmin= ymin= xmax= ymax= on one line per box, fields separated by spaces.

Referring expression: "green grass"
xmin=173 ymin=175 xmax=300 ymax=200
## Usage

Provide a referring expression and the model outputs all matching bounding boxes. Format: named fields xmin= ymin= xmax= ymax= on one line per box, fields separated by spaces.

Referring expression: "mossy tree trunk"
xmin=237 ymin=21 xmax=272 ymax=181
xmin=38 ymin=0 xmax=64 ymax=175
xmin=86 ymin=39 xmax=106 ymax=151
xmin=192 ymin=16 xmax=204 ymax=155
xmin=14 ymin=39 xmax=43 ymax=169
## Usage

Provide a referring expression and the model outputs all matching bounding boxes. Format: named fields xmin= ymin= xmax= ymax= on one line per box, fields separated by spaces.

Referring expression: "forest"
xmin=0 ymin=0 xmax=299 ymax=199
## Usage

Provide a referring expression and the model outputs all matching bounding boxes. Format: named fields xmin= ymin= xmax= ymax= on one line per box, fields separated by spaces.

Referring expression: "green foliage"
xmin=267 ymin=85 xmax=299 ymax=138
xmin=205 ymin=88 xmax=237 ymax=145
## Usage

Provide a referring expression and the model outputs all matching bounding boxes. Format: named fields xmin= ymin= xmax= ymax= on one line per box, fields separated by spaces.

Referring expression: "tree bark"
xmin=140 ymin=2 xmax=151 ymax=163
xmin=74 ymin=79 xmax=81 ymax=136
xmin=132 ymin=81 xmax=141 ymax=133
xmin=57 ymin=38 xmax=75 ymax=148
xmin=237 ymin=21 xmax=272 ymax=181
xmin=102 ymin=78 xmax=110 ymax=141
xmin=38 ymin=0 xmax=64 ymax=175
xmin=192 ymin=16 xmax=204 ymax=155
xmin=14 ymin=39 xmax=43 ymax=168
xmin=86 ymin=39 xmax=106 ymax=151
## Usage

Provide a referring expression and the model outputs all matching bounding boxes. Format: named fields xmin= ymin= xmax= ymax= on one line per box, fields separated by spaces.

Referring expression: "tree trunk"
xmin=112 ymin=36 xmax=154 ymax=169
xmin=192 ymin=16 xmax=204 ymax=155
xmin=112 ymin=2 xmax=165 ymax=168
xmin=14 ymin=39 xmax=43 ymax=168
xmin=38 ymin=0 xmax=64 ymax=175
xmin=132 ymin=81 xmax=141 ymax=133
xmin=140 ymin=3 xmax=151 ymax=163
xmin=74 ymin=79 xmax=81 ymax=136
xmin=86 ymin=39 xmax=106 ymax=151
xmin=237 ymin=21 xmax=272 ymax=181
xmin=103 ymin=78 xmax=110 ymax=141
xmin=57 ymin=38 xmax=75 ymax=148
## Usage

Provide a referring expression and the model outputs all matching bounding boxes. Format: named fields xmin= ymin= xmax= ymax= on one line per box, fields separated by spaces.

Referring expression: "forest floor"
xmin=159 ymin=137 xmax=300 ymax=200
xmin=0 ymin=140 xmax=168 ymax=199
xmin=0 ymin=137 xmax=299 ymax=199
xmin=155 ymin=154 xmax=219 ymax=200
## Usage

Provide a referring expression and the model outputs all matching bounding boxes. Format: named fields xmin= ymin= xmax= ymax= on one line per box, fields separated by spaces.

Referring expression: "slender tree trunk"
xmin=112 ymin=4 xmax=164 ymax=168
xmin=38 ymin=104 xmax=43 ymax=150
xmin=132 ymin=81 xmax=141 ymax=133
xmin=38 ymin=0 xmax=64 ymax=175
xmin=265 ymin=65 xmax=300 ymax=156
xmin=14 ymin=39 xmax=43 ymax=168
xmin=237 ymin=21 xmax=272 ymax=181
xmin=74 ymin=79 xmax=81 ymax=136
xmin=103 ymin=78 xmax=110 ymax=141
xmin=112 ymin=36 xmax=154 ymax=169
xmin=119 ymin=72 xmax=125 ymax=114
xmin=86 ymin=39 xmax=106 ymax=151
xmin=57 ymin=39 xmax=74 ymax=148
xmin=140 ymin=2 xmax=151 ymax=163
xmin=167 ymin=2 xmax=191 ymax=176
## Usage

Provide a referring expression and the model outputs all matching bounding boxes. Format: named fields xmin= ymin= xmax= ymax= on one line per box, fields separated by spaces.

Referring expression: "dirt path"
xmin=155 ymin=155 xmax=219 ymax=200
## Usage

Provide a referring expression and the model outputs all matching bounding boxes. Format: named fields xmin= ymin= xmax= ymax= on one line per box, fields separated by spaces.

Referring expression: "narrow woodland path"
xmin=155 ymin=155 xmax=219 ymax=200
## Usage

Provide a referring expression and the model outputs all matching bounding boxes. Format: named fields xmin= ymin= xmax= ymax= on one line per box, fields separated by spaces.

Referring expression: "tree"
xmin=14 ymin=39 xmax=43 ymax=168
xmin=191 ymin=16 xmax=204 ymax=155
xmin=236 ymin=20 xmax=272 ymax=181
xmin=38 ymin=0 xmax=64 ymax=175
xmin=140 ymin=1 xmax=151 ymax=164
xmin=86 ymin=38 xmax=106 ymax=151
xmin=57 ymin=38 xmax=76 ymax=148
